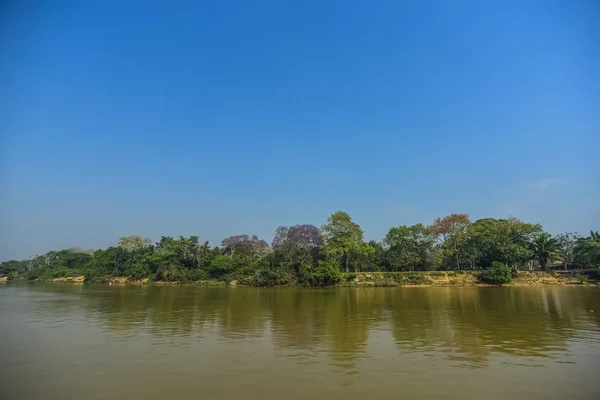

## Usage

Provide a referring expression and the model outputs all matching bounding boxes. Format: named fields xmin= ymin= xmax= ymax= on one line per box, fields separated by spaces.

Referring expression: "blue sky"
xmin=1 ymin=1 xmax=599 ymax=260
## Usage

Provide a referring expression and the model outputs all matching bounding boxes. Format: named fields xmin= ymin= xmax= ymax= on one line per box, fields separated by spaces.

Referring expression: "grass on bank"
xmin=5 ymin=266 xmax=599 ymax=287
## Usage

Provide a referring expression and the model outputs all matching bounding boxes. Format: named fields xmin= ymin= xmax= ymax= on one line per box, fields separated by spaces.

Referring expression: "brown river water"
xmin=1 ymin=284 xmax=599 ymax=399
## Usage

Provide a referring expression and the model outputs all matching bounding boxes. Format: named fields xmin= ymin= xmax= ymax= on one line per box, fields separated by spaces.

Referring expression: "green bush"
xmin=179 ymin=268 xmax=210 ymax=283
xmin=390 ymin=272 xmax=404 ymax=284
xmin=576 ymin=273 xmax=589 ymax=285
xmin=222 ymin=262 xmax=261 ymax=283
xmin=403 ymin=272 xmax=429 ymax=285
xmin=479 ymin=262 xmax=512 ymax=285
xmin=308 ymin=261 xmax=342 ymax=287
xmin=253 ymin=266 xmax=297 ymax=287
xmin=345 ymin=272 xmax=357 ymax=282
xmin=208 ymin=255 xmax=237 ymax=279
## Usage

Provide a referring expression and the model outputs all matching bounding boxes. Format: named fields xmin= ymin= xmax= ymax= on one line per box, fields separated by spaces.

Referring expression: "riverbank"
xmin=5 ymin=270 xmax=595 ymax=287
xmin=340 ymin=270 xmax=599 ymax=287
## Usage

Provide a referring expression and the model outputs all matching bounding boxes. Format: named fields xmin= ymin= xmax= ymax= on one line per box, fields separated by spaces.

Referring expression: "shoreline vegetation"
xmin=1 ymin=211 xmax=599 ymax=287
xmin=13 ymin=270 xmax=598 ymax=287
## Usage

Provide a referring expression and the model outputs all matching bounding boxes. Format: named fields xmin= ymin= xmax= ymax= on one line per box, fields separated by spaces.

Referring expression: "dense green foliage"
xmin=1 ymin=212 xmax=598 ymax=286
xmin=479 ymin=262 xmax=513 ymax=285
xmin=530 ymin=233 xmax=559 ymax=271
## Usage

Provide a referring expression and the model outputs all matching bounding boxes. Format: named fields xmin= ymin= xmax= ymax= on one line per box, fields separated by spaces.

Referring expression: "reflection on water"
xmin=1 ymin=285 xmax=599 ymax=400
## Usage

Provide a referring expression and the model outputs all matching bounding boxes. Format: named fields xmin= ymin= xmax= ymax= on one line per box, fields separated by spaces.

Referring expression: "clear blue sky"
xmin=1 ymin=1 xmax=598 ymax=260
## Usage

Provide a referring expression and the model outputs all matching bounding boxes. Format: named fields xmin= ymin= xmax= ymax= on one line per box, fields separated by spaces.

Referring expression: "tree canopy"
xmin=1 ymin=212 xmax=598 ymax=285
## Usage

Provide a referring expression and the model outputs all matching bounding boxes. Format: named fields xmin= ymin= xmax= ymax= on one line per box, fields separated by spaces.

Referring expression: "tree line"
xmin=1 ymin=211 xmax=599 ymax=286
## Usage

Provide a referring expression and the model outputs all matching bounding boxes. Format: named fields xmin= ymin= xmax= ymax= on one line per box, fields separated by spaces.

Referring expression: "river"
xmin=1 ymin=284 xmax=599 ymax=399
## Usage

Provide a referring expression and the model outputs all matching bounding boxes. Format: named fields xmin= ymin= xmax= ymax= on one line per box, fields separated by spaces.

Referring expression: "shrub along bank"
xmin=2 ymin=211 xmax=599 ymax=287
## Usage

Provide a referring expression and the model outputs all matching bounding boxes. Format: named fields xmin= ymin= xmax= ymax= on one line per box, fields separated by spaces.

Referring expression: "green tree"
xmin=321 ymin=211 xmax=364 ymax=273
xmin=530 ymin=233 xmax=558 ymax=271
xmin=307 ymin=260 xmax=342 ymax=286
xmin=384 ymin=224 xmax=439 ymax=271
xmin=366 ymin=240 xmax=386 ymax=271
xmin=221 ymin=235 xmax=270 ymax=262
xmin=349 ymin=242 xmax=377 ymax=272
xmin=150 ymin=236 xmax=214 ymax=281
xmin=118 ymin=235 xmax=152 ymax=251
xmin=0 ymin=260 xmax=22 ymax=276
xmin=428 ymin=213 xmax=470 ymax=269
xmin=462 ymin=218 xmax=540 ymax=269
xmin=575 ymin=231 xmax=600 ymax=269
xmin=272 ymin=224 xmax=322 ymax=264
xmin=208 ymin=254 xmax=237 ymax=279
xmin=258 ymin=241 xmax=315 ymax=286
xmin=85 ymin=247 xmax=129 ymax=280
xmin=555 ymin=233 xmax=580 ymax=270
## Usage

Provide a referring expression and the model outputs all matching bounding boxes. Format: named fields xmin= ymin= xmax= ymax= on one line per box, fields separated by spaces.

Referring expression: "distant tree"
xmin=428 ymin=213 xmax=470 ymax=269
xmin=272 ymin=224 xmax=321 ymax=249
xmin=575 ymin=231 xmax=600 ymax=268
xmin=272 ymin=226 xmax=290 ymax=248
xmin=384 ymin=224 xmax=439 ymax=271
xmin=321 ymin=211 xmax=364 ymax=272
xmin=152 ymin=236 xmax=214 ymax=272
xmin=384 ymin=226 xmax=418 ymax=270
xmin=555 ymin=233 xmax=581 ymax=270
xmin=208 ymin=254 xmax=237 ymax=278
xmin=221 ymin=235 xmax=269 ymax=261
xmin=367 ymin=240 xmax=386 ymax=270
xmin=287 ymin=224 xmax=322 ymax=249
xmin=86 ymin=247 xmax=129 ymax=278
xmin=272 ymin=224 xmax=322 ymax=263
xmin=530 ymin=233 xmax=558 ymax=271
xmin=67 ymin=247 xmax=96 ymax=255
xmin=118 ymin=235 xmax=152 ymax=251
xmin=0 ymin=260 xmax=23 ymax=276
xmin=462 ymin=218 xmax=540 ymax=269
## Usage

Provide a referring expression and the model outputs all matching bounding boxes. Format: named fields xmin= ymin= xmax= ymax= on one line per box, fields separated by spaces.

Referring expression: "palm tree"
xmin=576 ymin=231 xmax=600 ymax=268
xmin=530 ymin=233 xmax=558 ymax=271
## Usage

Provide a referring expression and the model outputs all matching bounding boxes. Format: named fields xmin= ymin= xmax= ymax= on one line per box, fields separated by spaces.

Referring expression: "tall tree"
xmin=530 ymin=233 xmax=558 ymax=271
xmin=272 ymin=224 xmax=321 ymax=250
xmin=287 ymin=224 xmax=322 ymax=249
xmin=556 ymin=233 xmax=580 ymax=270
xmin=221 ymin=235 xmax=269 ymax=262
xmin=349 ymin=242 xmax=377 ymax=272
xmin=272 ymin=224 xmax=322 ymax=264
xmin=367 ymin=240 xmax=386 ymax=270
xmin=575 ymin=231 xmax=600 ymax=268
xmin=463 ymin=218 xmax=540 ymax=269
xmin=384 ymin=224 xmax=439 ymax=271
xmin=321 ymin=211 xmax=364 ymax=272
xmin=428 ymin=213 xmax=470 ymax=269
xmin=118 ymin=235 xmax=152 ymax=251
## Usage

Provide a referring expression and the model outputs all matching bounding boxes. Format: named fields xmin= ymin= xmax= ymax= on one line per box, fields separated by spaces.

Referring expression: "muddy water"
xmin=1 ymin=284 xmax=599 ymax=399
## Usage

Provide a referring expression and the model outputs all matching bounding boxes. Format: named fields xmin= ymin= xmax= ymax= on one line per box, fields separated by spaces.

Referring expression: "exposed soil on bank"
xmin=341 ymin=270 xmax=599 ymax=287
xmin=48 ymin=276 xmax=85 ymax=283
